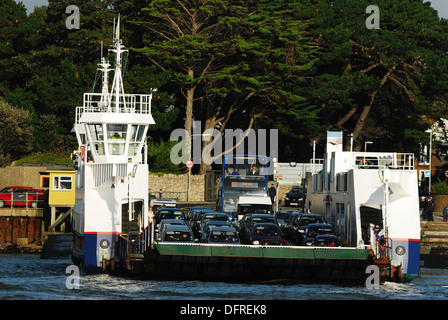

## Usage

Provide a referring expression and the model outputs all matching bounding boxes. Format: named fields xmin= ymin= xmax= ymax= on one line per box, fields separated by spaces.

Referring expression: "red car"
xmin=0 ymin=186 xmax=44 ymax=208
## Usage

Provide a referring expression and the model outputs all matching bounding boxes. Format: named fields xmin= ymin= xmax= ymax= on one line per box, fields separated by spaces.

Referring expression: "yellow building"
xmin=40 ymin=169 xmax=76 ymax=232
xmin=40 ymin=169 xmax=76 ymax=206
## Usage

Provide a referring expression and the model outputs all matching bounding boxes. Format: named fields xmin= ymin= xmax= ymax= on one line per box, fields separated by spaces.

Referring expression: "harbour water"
xmin=0 ymin=254 xmax=447 ymax=301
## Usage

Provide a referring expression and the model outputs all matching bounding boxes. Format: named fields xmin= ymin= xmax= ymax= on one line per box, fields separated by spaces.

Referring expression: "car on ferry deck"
xmin=276 ymin=209 xmax=300 ymax=237
xmin=238 ymin=213 xmax=279 ymax=243
xmin=303 ymin=223 xmax=335 ymax=246
xmin=154 ymin=207 xmax=186 ymax=231
xmin=190 ymin=209 xmax=216 ymax=237
xmin=247 ymin=222 xmax=283 ymax=245
xmin=206 ymin=226 xmax=240 ymax=245
xmin=187 ymin=206 xmax=213 ymax=220
xmin=158 ymin=219 xmax=188 ymax=239
xmin=199 ymin=220 xmax=232 ymax=243
xmin=159 ymin=225 xmax=195 ymax=243
xmin=288 ymin=213 xmax=327 ymax=245
xmin=199 ymin=211 xmax=230 ymax=231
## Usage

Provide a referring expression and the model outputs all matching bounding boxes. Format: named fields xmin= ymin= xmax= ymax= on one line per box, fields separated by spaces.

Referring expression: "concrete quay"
xmin=420 ymin=212 xmax=448 ymax=268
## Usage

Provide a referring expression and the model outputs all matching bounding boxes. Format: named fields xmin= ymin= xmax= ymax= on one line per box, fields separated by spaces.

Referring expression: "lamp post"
xmin=425 ymin=129 xmax=433 ymax=193
xmin=364 ymin=141 xmax=373 ymax=152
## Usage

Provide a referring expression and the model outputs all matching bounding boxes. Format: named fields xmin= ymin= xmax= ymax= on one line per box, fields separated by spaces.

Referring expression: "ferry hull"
xmin=71 ymin=231 xmax=119 ymax=273
xmin=121 ymin=243 xmax=374 ymax=284
xmin=391 ymin=238 xmax=420 ymax=283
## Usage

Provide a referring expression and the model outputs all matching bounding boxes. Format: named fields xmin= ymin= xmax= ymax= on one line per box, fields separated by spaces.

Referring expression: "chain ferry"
xmin=70 ymin=18 xmax=416 ymax=284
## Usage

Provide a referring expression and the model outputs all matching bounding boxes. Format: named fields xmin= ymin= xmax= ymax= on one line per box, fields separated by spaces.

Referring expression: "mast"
xmin=108 ymin=15 xmax=128 ymax=113
xmin=98 ymin=42 xmax=112 ymax=109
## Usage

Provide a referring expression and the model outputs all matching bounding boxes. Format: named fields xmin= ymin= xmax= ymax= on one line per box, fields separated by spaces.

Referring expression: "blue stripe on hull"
xmin=82 ymin=233 xmax=118 ymax=273
xmin=407 ymin=240 xmax=421 ymax=275
xmin=84 ymin=233 xmax=98 ymax=268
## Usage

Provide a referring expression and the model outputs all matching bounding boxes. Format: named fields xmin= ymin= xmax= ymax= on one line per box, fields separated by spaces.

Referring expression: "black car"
xmin=276 ymin=209 xmax=300 ymax=237
xmin=247 ymin=222 xmax=283 ymax=245
xmin=284 ymin=187 xmax=306 ymax=207
xmin=288 ymin=213 xmax=327 ymax=244
xmin=154 ymin=208 xmax=186 ymax=230
xmin=189 ymin=209 xmax=214 ymax=236
xmin=303 ymin=223 xmax=335 ymax=246
xmin=199 ymin=220 xmax=232 ymax=243
xmin=239 ymin=214 xmax=279 ymax=243
xmin=159 ymin=225 xmax=195 ymax=243
xmin=206 ymin=226 xmax=240 ymax=244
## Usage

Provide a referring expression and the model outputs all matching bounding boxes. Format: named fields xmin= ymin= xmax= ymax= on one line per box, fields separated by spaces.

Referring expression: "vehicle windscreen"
xmin=299 ymin=216 xmax=325 ymax=226
xmin=239 ymin=204 xmax=272 ymax=214
xmin=204 ymin=214 xmax=228 ymax=222
xmin=308 ymin=226 xmax=334 ymax=237
xmin=209 ymin=230 xmax=239 ymax=243
xmin=164 ymin=230 xmax=192 ymax=242
xmin=159 ymin=210 xmax=184 ymax=220
xmin=251 ymin=216 xmax=276 ymax=225
xmin=253 ymin=225 xmax=281 ymax=236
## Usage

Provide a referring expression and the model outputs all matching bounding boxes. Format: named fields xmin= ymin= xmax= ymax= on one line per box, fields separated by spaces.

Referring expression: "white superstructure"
xmin=71 ymin=17 xmax=155 ymax=271
xmin=306 ymin=132 xmax=421 ymax=282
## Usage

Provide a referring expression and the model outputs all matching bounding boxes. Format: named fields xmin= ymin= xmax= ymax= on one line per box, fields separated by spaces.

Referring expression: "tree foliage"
xmin=0 ymin=101 xmax=33 ymax=167
xmin=1 ymin=0 xmax=448 ymax=167
xmin=302 ymin=0 xmax=448 ymax=152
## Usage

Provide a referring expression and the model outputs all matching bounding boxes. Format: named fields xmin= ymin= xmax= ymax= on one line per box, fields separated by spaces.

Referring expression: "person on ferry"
xmin=249 ymin=165 xmax=259 ymax=175
xmin=231 ymin=168 xmax=240 ymax=175
xmin=443 ymin=204 xmax=448 ymax=222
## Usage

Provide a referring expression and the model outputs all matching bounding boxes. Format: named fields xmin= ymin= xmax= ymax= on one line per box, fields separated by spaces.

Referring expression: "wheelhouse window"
xmin=88 ymin=123 xmax=105 ymax=155
xmin=107 ymin=124 xmax=127 ymax=155
xmin=128 ymin=125 xmax=146 ymax=156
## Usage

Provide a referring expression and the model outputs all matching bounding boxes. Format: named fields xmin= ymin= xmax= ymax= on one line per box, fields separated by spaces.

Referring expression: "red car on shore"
xmin=0 ymin=186 xmax=44 ymax=208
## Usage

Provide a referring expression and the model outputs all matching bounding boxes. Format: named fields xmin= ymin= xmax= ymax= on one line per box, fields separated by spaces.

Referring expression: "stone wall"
xmin=0 ymin=166 xmax=45 ymax=189
xmin=148 ymin=173 xmax=205 ymax=202
xmin=0 ymin=166 xmax=207 ymax=203
xmin=433 ymin=193 xmax=448 ymax=213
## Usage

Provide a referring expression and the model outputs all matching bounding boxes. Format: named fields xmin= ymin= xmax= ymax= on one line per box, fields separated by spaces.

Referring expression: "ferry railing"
xmin=6 ymin=191 xmax=43 ymax=209
xmin=369 ymin=225 xmax=391 ymax=260
xmin=354 ymin=153 xmax=414 ymax=170
xmin=116 ymin=235 xmax=128 ymax=263
xmin=128 ymin=223 xmax=153 ymax=255
xmin=76 ymin=93 xmax=152 ymax=123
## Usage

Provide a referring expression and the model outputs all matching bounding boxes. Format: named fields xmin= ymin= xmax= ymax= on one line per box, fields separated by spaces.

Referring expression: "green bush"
xmin=431 ymin=181 xmax=448 ymax=194
xmin=14 ymin=153 xmax=72 ymax=167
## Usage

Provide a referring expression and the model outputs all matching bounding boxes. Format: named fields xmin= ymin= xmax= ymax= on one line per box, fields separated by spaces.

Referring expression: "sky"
xmin=14 ymin=0 xmax=448 ymax=19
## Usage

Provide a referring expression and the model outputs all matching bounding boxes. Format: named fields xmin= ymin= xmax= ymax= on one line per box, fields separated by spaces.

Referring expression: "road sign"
xmin=186 ymin=160 xmax=194 ymax=169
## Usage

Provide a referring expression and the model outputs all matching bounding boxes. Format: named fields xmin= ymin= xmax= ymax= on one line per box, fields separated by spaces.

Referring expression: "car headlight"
xmin=285 ymin=197 xmax=289 ymax=200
